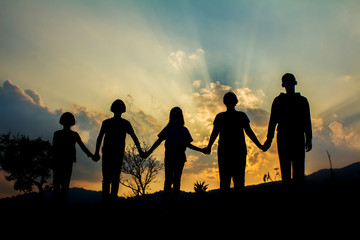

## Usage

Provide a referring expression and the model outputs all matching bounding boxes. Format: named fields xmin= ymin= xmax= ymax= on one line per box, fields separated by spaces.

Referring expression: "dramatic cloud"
xmin=328 ymin=121 xmax=360 ymax=150
xmin=0 ymin=80 xmax=169 ymax=196
xmin=0 ymin=80 xmax=105 ymax=193
xmin=188 ymin=81 xmax=268 ymax=135
xmin=179 ymin=81 xmax=271 ymax=185
xmin=1 ymin=79 xmax=359 ymax=197
xmin=0 ymin=80 xmax=58 ymax=140
xmin=307 ymin=105 xmax=360 ymax=171
xmin=1 ymin=0 xmax=360 ymax=198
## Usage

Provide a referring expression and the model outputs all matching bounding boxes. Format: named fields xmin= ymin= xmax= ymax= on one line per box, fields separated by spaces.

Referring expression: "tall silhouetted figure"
xmin=94 ymin=99 xmax=143 ymax=203
xmin=263 ymin=73 xmax=312 ymax=186
xmin=204 ymin=92 xmax=263 ymax=192
xmin=144 ymin=107 xmax=205 ymax=206
xmin=53 ymin=112 xmax=93 ymax=205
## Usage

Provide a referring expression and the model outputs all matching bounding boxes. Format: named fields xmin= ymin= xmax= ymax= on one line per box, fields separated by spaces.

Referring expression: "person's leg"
xmin=164 ymin=158 xmax=174 ymax=205
xmin=102 ymin=157 xmax=111 ymax=202
xmin=60 ymin=162 xmax=73 ymax=204
xmin=292 ymin=137 xmax=305 ymax=187
xmin=218 ymin=157 xmax=231 ymax=193
xmin=110 ymin=165 xmax=121 ymax=201
xmin=110 ymin=181 xmax=119 ymax=201
xmin=233 ymin=156 xmax=246 ymax=191
xmin=277 ymin=134 xmax=292 ymax=185
xmin=53 ymin=165 xmax=61 ymax=204
xmin=172 ymin=161 xmax=185 ymax=204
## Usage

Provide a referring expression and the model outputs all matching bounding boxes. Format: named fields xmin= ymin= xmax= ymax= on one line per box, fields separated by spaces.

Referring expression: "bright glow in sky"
xmin=1 ymin=0 xmax=359 ymax=197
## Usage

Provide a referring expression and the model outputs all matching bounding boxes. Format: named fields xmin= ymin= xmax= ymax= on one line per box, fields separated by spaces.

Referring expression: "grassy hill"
xmin=1 ymin=162 xmax=360 ymax=231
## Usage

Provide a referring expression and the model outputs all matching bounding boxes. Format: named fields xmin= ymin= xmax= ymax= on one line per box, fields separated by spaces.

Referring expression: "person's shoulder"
xmin=215 ymin=112 xmax=226 ymax=118
xmin=276 ymin=93 xmax=286 ymax=99
xmin=54 ymin=129 xmax=62 ymax=135
xmin=236 ymin=110 xmax=247 ymax=116
xmin=300 ymin=96 xmax=310 ymax=107
xmin=293 ymin=93 xmax=309 ymax=103
xmin=236 ymin=111 xmax=250 ymax=121
xmin=297 ymin=93 xmax=308 ymax=100
xmin=70 ymin=129 xmax=79 ymax=134
xmin=120 ymin=118 xmax=133 ymax=130
xmin=214 ymin=112 xmax=226 ymax=124
xmin=182 ymin=126 xmax=193 ymax=140
xmin=158 ymin=125 xmax=169 ymax=139
xmin=103 ymin=117 xmax=131 ymax=125
xmin=181 ymin=126 xmax=190 ymax=132
xmin=69 ymin=130 xmax=80 ymax=138
xmin=102 ymin=118 xmax=112 ymax=125
xmin=120 ymin=118 xmax=131 ymax=125
xmin=53 ymin=130 xmax=62 ymax=139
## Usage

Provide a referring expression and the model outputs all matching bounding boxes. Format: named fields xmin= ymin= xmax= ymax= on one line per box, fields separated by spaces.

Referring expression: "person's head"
xmin=223 ymin=92 xmax=238 ymax=108
xmin=281 ymin=73 xmax=297 ymax=88
xmin=59 ymin=112 xmax=75 ymax=127
xmin=168 ymin=107 xmax=185 ymax=127
xmin=111 ymin=99 xmax=126 ymax=114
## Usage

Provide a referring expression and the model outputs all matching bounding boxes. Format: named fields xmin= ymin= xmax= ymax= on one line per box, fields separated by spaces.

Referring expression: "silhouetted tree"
xmin=120 ymin=144 xmax=163 ymax=196
xmin=0 ymin=133 xmax=53 ymax=196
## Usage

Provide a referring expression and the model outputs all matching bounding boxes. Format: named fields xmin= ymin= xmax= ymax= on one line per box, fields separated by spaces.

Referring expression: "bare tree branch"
xmin=120 ymin=144 xmax=163 ymax=196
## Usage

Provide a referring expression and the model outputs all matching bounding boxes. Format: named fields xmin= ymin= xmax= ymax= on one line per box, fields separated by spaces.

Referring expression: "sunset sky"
xmin=1 ymin=0 xmax=359 ymax=197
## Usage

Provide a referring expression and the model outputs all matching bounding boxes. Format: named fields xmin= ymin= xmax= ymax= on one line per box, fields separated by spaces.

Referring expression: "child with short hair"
xmin=53 ymin=112 xmax=93 ymax=205
xmin=93 ymin=99 xmax=144 ymax=202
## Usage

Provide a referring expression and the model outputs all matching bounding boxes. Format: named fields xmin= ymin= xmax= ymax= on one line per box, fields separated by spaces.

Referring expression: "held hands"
xmin=261 ymin=138 xmax=272 ymax=152
xmin=202 ymin=146 xmax=211 ymax=155
xmin=138 ymin=149 xmax=145 ymax=158
xmin=140 ymin=150 xmax=151 ymax=159
xmin=254 ymin=138 xmax=271 ymax=152
xmin=92 ymin=153 xmax=101 ymax=162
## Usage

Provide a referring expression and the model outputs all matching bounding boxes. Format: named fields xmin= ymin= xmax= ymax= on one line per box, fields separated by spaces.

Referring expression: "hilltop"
xmin=2 ymin=161 xmax=360 ymax=206
xmin=1 ymin=162 xmax=360 ymax=231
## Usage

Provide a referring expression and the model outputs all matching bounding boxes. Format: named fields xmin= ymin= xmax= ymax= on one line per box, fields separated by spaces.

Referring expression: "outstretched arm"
xmin=94 ymin=125 xmax=105 ymax=161
xmin=204 ymin=126 xmax=220 ymax=154
xmin=143 ymin=138 xmax=163 ymax=158
xmin=76 ymin=134 xmax=93 ymax=158
xmin=244 ymin=123 xmax=263 ymax=150
xmin=263 ymin=99 xmax=279 ymax=151
xmin=187 ymin=143 xmax=205 ymax=153
xmin=129 ymin=131 xmax=144 ymax=155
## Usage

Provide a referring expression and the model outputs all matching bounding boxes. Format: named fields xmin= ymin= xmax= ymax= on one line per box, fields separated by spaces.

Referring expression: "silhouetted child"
xmin=93 ymin=99 xmax=143 ymax=202
xmin=53 ymin=112 xmax=93 ymax=205
xmin=144 ymin=107 xmax=205 ymax=205
xmin=204 ymin=92 xmax=263 ymax=192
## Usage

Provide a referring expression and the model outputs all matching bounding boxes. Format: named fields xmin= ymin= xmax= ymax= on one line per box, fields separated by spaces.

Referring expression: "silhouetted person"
xmin=53 ymin=112 xmax=93 ymax=205
xmin=204 ymin=92 xmax=263 ymax=192
xmin=94 ymin=99 xmax=143 ymax=203
xmin=263 ymin=73 xmax=312 ymax=186
xmin=144 ymin=107 xmax=205 ymax=206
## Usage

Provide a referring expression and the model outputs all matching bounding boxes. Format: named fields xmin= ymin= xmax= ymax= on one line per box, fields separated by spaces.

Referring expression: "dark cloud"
xmin=0 ymin=80 xmax=58 ymax=140
xmin=24 ymin=89 xmax=44 ymax=106
xmin=0 ymin=80 xmax=104 ymax=192
xmin=0 ymin=80 xmax=170 ymax=193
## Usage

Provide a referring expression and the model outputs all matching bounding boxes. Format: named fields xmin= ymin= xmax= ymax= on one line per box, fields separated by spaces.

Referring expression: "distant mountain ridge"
xmin=305 ymin=161 xmax=360 ymax=184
